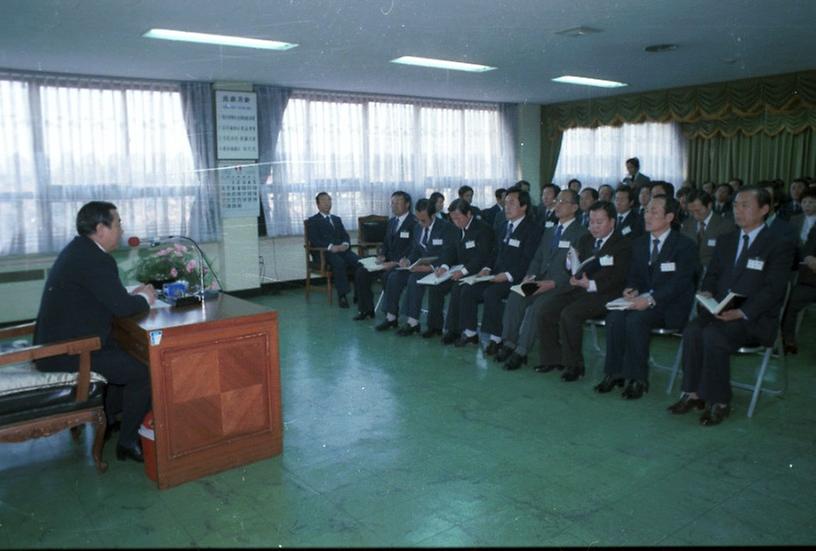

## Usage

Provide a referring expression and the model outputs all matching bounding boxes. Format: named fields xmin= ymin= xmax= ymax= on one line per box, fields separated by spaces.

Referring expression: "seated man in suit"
xmin=376 ymin=198 xmax=457 ymax=335
xmin=457 ymin=185 xmax=482 ymax=220
xmin=594 ymin=195 xmax=698 ymax=400
xmin=536 ymin=201 xmax=632 ymax=381
xmin=780 ymin=178 xmax=808 ymax=220
xmin=598 ymin=184 xmax=614 ymax=202
xmin=495 ymin=189 xmax=588 ymax=370
xmin=427 ymin=199 xmax=495 ymax=340
xmin=712 ymin=184 xmax=734 ymax=218
xmin=537 ymin=183 xmax=560 ymax=230
xmin=353 ymin=191 xmax=416 ymax=320
xmin=455 ymin=187 xmax=542 ymax=349
xmin=578 ymin=188 xmax=598 ymax=227
xmin=727 ymin=178 xmax=743 ymax=194
xmin=34 ymin=201 xmax=157 ymax=462
xmin=567 ymin=178 xmax=582 ymax=193
xmin=781 ymin=190 xmax=816 ymax=354
xmin=650 ymin=181 xmax=675 ymax=199
xmin=668 ymin=186 xmax=795 ymax=425
xmin=307 ymin=192 xmax=359 ymax=308
xmin=482 ymin=188 xmax=506 ymax=228
xmin=636 ymin=184 xmax=652 ymax=220
xmin=613 ymin=185 xmax=644 ymax=239
xmin=681 ymin=189 xmax=736 ymax=279
xmin=762 ymin=183 xmax=798 ymax=249
xmin=493 ymin=180 xmax=532 ymax=235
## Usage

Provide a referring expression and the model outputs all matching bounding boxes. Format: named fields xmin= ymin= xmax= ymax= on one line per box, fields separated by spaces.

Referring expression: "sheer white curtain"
xmin=553 ymin=121 xmax=688 ymax=190
xmin=265 ymin=91 xmax=516 ymax=235
xmin=0 ymin=73 xmax=215 ymax=256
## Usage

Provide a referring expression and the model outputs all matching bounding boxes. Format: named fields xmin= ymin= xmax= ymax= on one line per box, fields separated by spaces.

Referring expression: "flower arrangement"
xmin=130 ymin=243 xmax=212 ymax=289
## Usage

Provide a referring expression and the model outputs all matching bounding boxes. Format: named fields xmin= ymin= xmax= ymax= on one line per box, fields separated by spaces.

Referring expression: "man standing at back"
xmin=307 ymin=192 xmax=359 ymax=308
xmin=622 ymin=157 xmax=650 ymax=189
xmin=34 ymin=201 xmax=156 ymax=462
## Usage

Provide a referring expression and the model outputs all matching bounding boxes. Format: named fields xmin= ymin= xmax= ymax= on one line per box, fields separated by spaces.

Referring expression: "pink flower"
xmin=170 ymin=267 xmax=178 ymax=278
xmin=174 ymin=243 xmax=188 ymax=252
xmin=186 ymin=260 xmax=197 ymax=273
xmin=156 ymin=249 xmax=169 ymax=257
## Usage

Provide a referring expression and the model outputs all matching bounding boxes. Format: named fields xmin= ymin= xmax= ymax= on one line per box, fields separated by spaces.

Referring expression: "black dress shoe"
xmin=621 ymin=379 xmax=649 ymax=400
xmin=396 ymin=323 xmax=420 ymax=336
xmin=441 ymin=332 xmax=459 ymax=345
xmin=700 ymin=403 xmax=731 ymax=426
xmin=353 ymin=311 xmax=375 ymax=321
xmin=103 ymin=421 xmax=121 ymax=442
xmin=667 ymin=394 xmax=706 ymax=414
xmin=534 ymin=364 xmax=563 ymax=374
xmin=484 ymin=341 xmax=499 ymax=356
xmin=422 ymin=328 xmax=442 ymax=339
xmin=454 ymin=334 xmax=479 ymax=347
xmin=116 ymin=442 xmax=144 ymax=463
xmin=783 ymin=341 xmax=798 ymax=355
xmin=495 ymin=345 xmax=513 ymax=363
xmin=503 ymin=353 xmax=527 ymax=371
xmin=594 ymin=375 xmax=625 ymax=393
xmin=338 ymin=295 xmax=349 ymax=308
xmin=561 ymin=365 xmax=584 ymax=382
xmin=375 ymin=319 xmax=398 ymax=331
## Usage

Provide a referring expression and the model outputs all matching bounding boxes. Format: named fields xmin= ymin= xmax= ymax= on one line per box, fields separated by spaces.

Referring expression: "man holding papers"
xmin=594 ymin=195 xmax=697 ymax=400
xmin=535 ymin=201 xmax=631 ymax=381
xmin=495 ymin=189 xmax=587 ymax=370
xmin=425 ymin=199 xmax=495 ymax=341
xmin=375 ymin=198 xmax=456 ymax=334
xmin=454 ymin=186 xmax=542 ymax=348
xmin=669 ymin=186 xmax=794 ymax=425
xmin=353 ymin=191 xmax=416 ymax=320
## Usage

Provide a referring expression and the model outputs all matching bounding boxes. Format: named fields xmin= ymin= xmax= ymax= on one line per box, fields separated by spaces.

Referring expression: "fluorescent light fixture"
xmin=390 ymin=56 xmax=495 ymax=73
xmin=552 ymin=75 xmax=627 ymax=88
xmin=143 ymin=28 xmax=297 ymax=51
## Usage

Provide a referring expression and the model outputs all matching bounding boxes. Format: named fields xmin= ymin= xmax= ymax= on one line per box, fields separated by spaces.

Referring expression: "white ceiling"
xmin=1 ymin=0 xmax=813 ymax=104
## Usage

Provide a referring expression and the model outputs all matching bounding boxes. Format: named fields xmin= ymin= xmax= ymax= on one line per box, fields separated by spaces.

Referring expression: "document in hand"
xmin=397 ymin=256 xmax=438 ymax=271
xmin=417 ymin=264 xmax=465 ymax=285
xmin=459 ymin=274 xmax=496 ymax=285
xmin=605 ymin=293 xmax=652 ymax=311
xmin=510 ymin=281 xmax=540 ymax=297
xmin=566 ymin=247 xmax=595 ymax=277
xmin=359 ymin=256 xmax=386 ymax=272
xmin=695 ymin=291 xmax=745 ymax=315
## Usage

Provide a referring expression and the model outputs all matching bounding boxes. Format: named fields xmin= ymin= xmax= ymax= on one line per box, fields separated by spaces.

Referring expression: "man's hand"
xmin=376 ymin=255 xmax=386 ymax=264
xmin=623 ymin=287 xmax=639 ymax=299
xmin=434 ymin=266 xmax=448 ymax=277
xmin=629 ymin=296 xmax=651 ymax=311
xmin=523 ymin=274 xmax=536 ymax=283
xmin=492 ymin=272 xmax=509 ymax=284
xmin=533 ymin=280 xmax=556 ymax=295
xmin=450 ymin=270 xmax=464 ymax=281
xmin=478 ymin=268 xmax=491 ymax=277
xmin=399 ymin=257 xmax=410 ymax=268
xmin=716 ymin=309 xmax=744 ymax=322
xmin=698 ymin=291 xmax=713 ymax=299
xmin=570 ymin=273 xmax=590 ymax=289
xmin=805 ymin=255 xmax=816 ymax=273
xmin=132 ymin=283 xmax=156 ymax=305
xmin=331 ymin=243 xmax=349 ymax=253
xmin=381 ymin=261 xmax=398 ymax=271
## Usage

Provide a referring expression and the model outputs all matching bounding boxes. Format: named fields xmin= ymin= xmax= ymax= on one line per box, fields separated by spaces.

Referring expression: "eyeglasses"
xmin=555 ymin=199 xmax=576 ymax=204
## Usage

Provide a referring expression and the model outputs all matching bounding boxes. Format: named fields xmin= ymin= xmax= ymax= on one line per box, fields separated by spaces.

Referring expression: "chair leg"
xmin=375 ymin=290 xmax=384 ymax=314
xmin=70 ymin=426 xmax=82 ymax=441
xmin=305 ymin=270 xmax=311 ymax=298
xmin=666 ymin=338 xmax=684 ymax=394
xmin=747 ymin=347 xmax=773 ymax=418
xmin=327 ymin=273 xmax=333 ymax=304
xmin=92 ymin=411 xmax=108 ymax=473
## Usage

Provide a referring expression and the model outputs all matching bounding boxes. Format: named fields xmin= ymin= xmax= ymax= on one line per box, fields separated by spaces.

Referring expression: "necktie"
xmin=618 ymin=215 xmax=624 ymax=226
xmin=326 ymin=215 xmax=334 ymax=230
xmin=551 ymin=224 xmax=563 ymax=249
xmin=390 ymin=218 xmax=398 ymax=237
xmin=504 ymin=222 xmax=514 ymax=245
xmin=735 ymin=234 xmax=750 ymax=266
xmin=649 ymin=238 xmax=660 ymax=265
xmin=697 ymin=222 xmax=706 ymax=245
xmin=593 ymin=239 xmax=602 ymax=254
xmin=421 ymin=227 xmax=429 ymax=248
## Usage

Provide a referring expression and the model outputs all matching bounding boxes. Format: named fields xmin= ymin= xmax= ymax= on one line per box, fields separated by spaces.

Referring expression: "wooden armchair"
xmin=0 ymin=322 xmax=108 ymax=472
xmin=356 ymin=215 xmax=389 ymax=257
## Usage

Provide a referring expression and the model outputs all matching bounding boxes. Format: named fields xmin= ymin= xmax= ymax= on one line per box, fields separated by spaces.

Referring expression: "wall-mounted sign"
xmin=215 ymin=91 xmax=258 ymax=160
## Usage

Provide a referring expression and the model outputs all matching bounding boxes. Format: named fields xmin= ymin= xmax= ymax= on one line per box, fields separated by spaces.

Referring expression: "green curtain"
xmin=687 ymin=129 xmax=815 ymax=185
xmin=539 ymin=127 xmax=563 ymax=186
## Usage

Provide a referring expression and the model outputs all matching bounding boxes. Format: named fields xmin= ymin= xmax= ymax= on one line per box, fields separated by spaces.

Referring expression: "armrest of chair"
xmin=307 ymin=246 xmax=328 ymax=271
xmin=0 ymin=321 xmax=35 ymax=340
xmin=0 ymin=335 xmax=101 ymax=402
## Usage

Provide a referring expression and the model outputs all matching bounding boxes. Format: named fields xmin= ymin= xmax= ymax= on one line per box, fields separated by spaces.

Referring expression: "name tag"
xmin=621 ymin=226 xmax=632 ymax=236
xmin=747 ymin=258 xmax=765 ymax=271
xmin=432 ymin=239 xmax=443 ymax=246
xmin=545 ymin=221 xmax=555 ymax=228
xmin=600 ymin=255 xmax=614 ymax=266
xmin=660 ymin=262 xmax=676 ymax=272
xmin=707 ymin=238 xmax=716 ymax=247
xmin=465 ymin=240 xmax=476 ymax=249
xmin=508 ymin=238 xmax=520 ymax=248
xmin=558 ymin=240 xmax=570 ymax=249
xmin=400 ymin=231 xmax=410 ymax=238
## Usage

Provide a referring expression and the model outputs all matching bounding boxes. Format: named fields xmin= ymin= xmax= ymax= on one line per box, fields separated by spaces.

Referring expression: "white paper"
xmin=459 ymin=274 xmax=496 ymax=285
xmin=359 ymin=256 xmax=386 ymax=272
xmin=695 ymin=291 xmax=744 ymax=315
xmin=605 ymin=292 xmax=652 ymax=311
xmin=417 ymin=264 xmax=464 ymax=286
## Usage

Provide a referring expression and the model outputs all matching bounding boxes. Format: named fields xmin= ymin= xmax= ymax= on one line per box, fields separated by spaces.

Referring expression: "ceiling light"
xmin=555 ymin=26 xmax=602 ymax=37
xmin=552 ymin=75 xmax=628 ymax=88
xmin=143 ymin=28 xmax=297 ymax=51
xmin=644 ymin=43 xmax=678 ymax=53
xmin=390 ymin=56 xmax=496 ymax=73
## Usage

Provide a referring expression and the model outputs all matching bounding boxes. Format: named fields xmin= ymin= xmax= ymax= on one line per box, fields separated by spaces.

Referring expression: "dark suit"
xmin=779 ymin=200 xmax=803 ymax=221
xmin=34 ymin=235 xmax=151 ymax=448
xmin=681 ymin=226 xmax=795 ymax=404
xmin=354 ymin=214 xmax=417 ymax=314
xmin=536 ymin=205 xmax=558 ymax=229
xmin=500 ymin=219 xmax=588 ymax=355
xmin=782 ymin=224 xmax=816 ymax=342
xmin=382 ymin=218 xmax=457 ymax=321
xmin=307 ymin=212 xmax=359 ymax=297
xmin=482 ymin=204 xmax=502 ymax=228
xmin=680 ymin=212 xmax=736 ymax=277
xmin=712 ymin=201 xmax=733 ymax=219
xmin=603 ymin=230 xmax=698 ymax=382
xmin=766 ymin=214 xmax=800 ymax=267
xmin=457 ymin=216 xmax=542 ymax=336
xmin=615 ymin=210 xmax=644 ymax=240
xmin=623 ymin=172 xmax=651 ymax=189
xmin=538 ymin=231 xmax=632 ymax=369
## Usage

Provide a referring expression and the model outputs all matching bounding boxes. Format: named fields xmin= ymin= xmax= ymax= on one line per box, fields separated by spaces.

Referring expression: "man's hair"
xmin=542 ymin=183 xmax=561 ymax=196
xmin=686 ymin=189 xmax=713 ymax=207
xmin=415 ymin=198 xmax=437 ymax=217
xmin=650 ymin=181 xmax=675 ymax=198
xmin=676 ymin=187 xmax=691 ymax=199
xmin=729 ymin=177 xmax=744 ymax=187
xmin=599 ymin=184 xmax=614 ymax=193
xmin=581 ymin=187 xmax=599 ymax=201
xmin=589 ymin=200 xmax=616 ymax=220
xmin=715 ymin=183 xmax=733 ymax=195
xmin=76 ymin=201 xmax=117 ymax=236
xmin=561 ymin=189 xmax=580 ymax=205
xmin=799 ymin=188 xmax=816 ymax=202
xmin=457 ymin=185 xmax=474 ymax=198
xmin=315 ymin=191 xmax=330 ymax=206
xmin=494 ymin=188 xmax=507 ymax=200
xmin=391 ymin=190 xmax=412 ymax=210
xmin=626 ymin=157 xmax=640 ymax=170
xmin=429 ymin=191 xmax=445 ymax=205
xmin=567 ymin=178 xmax=582 ymax=190
xmin=505 ymin=186 xmax=531 ymax=210
xmin=615 ymin=184 xmax=635 ymax=203
xmin=740 ymin=185 xmax=772 ymax=210
xmin=515 ymin=180 xmax=531 ymax=192
xmin=448 ymin=198 xmax=472 ymax=215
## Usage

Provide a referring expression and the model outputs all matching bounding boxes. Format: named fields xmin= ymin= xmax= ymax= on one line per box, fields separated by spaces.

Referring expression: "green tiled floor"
xmin=3 ymin=287 xmax=816 ymax=547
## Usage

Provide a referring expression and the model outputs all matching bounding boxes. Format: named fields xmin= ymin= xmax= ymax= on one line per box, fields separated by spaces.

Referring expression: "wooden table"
xmin=113 ymin=294 xmax=282 ymax=489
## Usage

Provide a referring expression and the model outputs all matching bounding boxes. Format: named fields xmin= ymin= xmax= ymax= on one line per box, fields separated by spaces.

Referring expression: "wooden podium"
xmin=113 ymin=294 xmax=281 ymax=489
